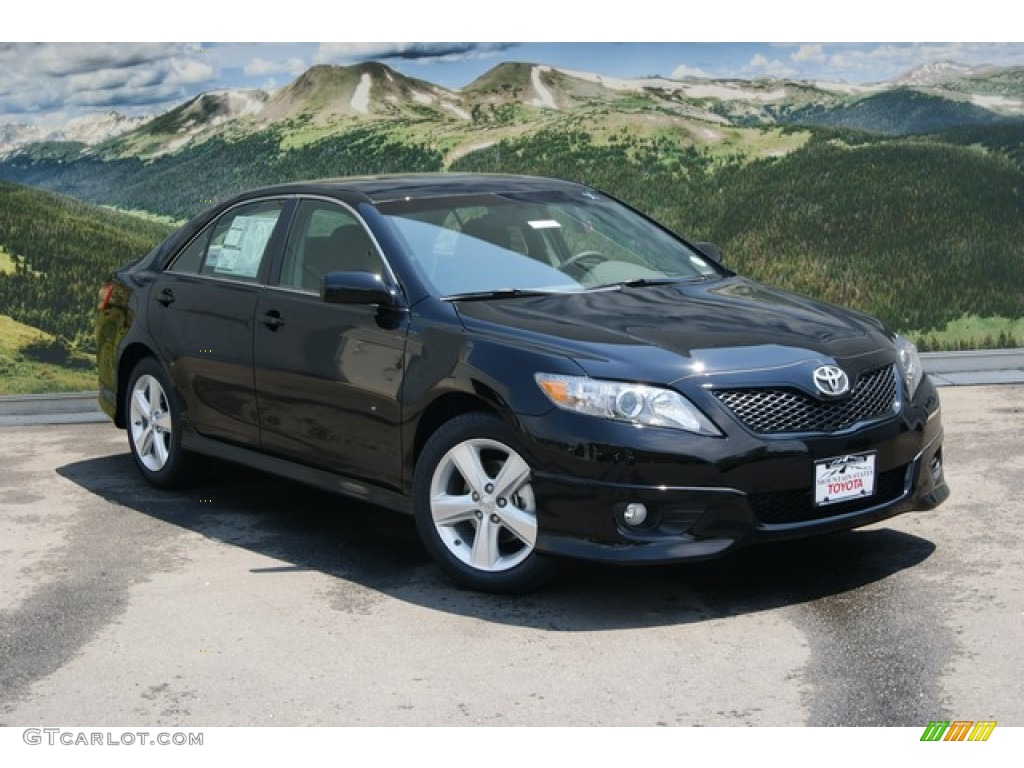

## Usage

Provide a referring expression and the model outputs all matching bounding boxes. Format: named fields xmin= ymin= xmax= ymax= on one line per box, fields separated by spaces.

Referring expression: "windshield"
xmin=377 ymin=189 xmax=721 ymax=298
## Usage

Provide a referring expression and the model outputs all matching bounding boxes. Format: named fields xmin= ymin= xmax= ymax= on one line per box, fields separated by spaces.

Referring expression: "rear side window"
xmin=168 ymin=200 xmax=284 ymax=282
xmin=168 ymin=231 xmax=209 ymax=274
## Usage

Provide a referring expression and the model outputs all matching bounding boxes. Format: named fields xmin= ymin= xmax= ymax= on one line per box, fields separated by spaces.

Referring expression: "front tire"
xmin=125 ymin=356 xmax=194 ymax=489
xmin=413 ymin=412 xmax=557 ymax=593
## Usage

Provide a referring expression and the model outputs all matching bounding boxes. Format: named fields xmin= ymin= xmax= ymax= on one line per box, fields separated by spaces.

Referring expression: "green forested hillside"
xmin=452 ymin=126 xmax=1024 ymax=335
xmin=697 ymin=140 xmax=1024 ymax=332
xmin=782 ymin=89 xmax=1010 ymax=135
xmin=0 ymin=60 xmax=1021 ymax=396
xmin=926 ymin=123 xmax=1024 ymax=169
xmin=0 ymin=182 xmax=173 ymax=352
xmin=1 ymin=118 xmax=1022 ymax=351
xmin=1 ymin=126 xmax=443 ymax=219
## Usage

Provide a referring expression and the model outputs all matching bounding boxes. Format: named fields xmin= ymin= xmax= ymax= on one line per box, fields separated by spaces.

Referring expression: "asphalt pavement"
xmin=0 ymin=376 xmax=1021 ymax=725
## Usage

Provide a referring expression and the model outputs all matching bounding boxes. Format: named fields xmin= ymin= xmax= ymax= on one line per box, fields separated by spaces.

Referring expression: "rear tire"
xmin=413 ymin=412 xmax=558 ymax=593
xmin=124 ymin=357 xmax=194 ymax=489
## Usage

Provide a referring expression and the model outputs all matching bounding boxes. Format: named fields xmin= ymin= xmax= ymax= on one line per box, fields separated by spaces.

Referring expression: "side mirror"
xmin=694 ymin=242 xmax=723 ymax=264
xmin=322 ymin=271 xmax=400 ymax=306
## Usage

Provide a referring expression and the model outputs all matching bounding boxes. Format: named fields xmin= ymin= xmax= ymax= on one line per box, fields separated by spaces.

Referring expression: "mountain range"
xmin=0 ymin=58 xmax=1022 ymax=362
xmin=3 ymin=59 xmax=1024 ymax=160
xmin=0 ymin=112 xmax=149 ymax=154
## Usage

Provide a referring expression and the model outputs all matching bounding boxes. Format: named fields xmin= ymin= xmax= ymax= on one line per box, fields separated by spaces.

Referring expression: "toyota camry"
xmin=97 ymin=174 xmax=949 ymax=592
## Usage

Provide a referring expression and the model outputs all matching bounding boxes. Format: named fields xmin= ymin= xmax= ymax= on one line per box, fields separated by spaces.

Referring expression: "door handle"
xmin=156 ymin=288 xmax=175 ymax=306
xmin=261 ymin=310 xmax=285 ymax=330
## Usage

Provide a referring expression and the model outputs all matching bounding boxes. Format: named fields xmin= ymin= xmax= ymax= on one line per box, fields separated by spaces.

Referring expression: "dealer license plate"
xmin=814 ymin=453 xmax=876 ymax=506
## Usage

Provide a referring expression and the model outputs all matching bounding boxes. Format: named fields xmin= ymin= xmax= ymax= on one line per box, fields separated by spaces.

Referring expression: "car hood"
xmin=453 ymin=277 xmax=896 ymax=385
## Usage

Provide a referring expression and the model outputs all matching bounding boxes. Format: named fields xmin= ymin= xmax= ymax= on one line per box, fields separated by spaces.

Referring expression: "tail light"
xmin=98 ymin=282 xmax=115 ymax=312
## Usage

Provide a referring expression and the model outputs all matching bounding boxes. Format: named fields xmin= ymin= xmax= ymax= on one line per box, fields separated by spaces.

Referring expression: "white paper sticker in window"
xmin=213 ymin=215 xmax=277 ymax=278
xmin=527 ymin=219 xmax=562 ymax=230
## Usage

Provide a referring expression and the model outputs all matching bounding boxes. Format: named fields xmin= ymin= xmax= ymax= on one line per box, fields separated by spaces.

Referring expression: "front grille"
xmin=749 ymin=465 xmax=908 ymax=525
xmin=713 ymin=365 xmax=897 ymax=435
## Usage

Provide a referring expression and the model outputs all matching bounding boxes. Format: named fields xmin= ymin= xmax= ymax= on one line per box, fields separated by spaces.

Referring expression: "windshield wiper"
xmin=444 ymin=288 xmax=563 ymax=301
xmin=605 ymin=275 xmax=718 ymax=290
xmin=619 ymin=277 xmax=683 ymax=287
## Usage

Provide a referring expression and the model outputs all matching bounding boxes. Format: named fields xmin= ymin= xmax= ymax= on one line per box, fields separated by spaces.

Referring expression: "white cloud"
xmin=792 ymin=44 xmax=826 ymax=63
xmin=671 ymin=64 xmax=710 ymax=80
xmin=747 ymin=53 xmax=797 ymax=78
xmin=0 ymin=42 xmax=218 ymax=121
xmin=244 ymin=57 xmax=306 ymax=77
xmin=167 ymin=58 xmax=217 ymax=85
xmin=28 ymin=43 xmax=185 ymax=77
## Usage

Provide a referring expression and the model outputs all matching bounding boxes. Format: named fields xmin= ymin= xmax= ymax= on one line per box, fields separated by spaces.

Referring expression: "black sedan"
xmin=97 ymin=174 xmax=949 ymax=592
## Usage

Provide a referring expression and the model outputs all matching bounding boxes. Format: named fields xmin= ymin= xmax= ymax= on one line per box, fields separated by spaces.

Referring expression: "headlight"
xmin=534 ymin=373 xmax=721 ymax=435
xmin=895 ymin=335 xmax=923 ymax=399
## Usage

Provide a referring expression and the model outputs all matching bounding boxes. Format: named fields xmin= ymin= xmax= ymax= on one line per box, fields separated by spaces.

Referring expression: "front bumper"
xmin=516 ymin=378 xmax=948 ymax=564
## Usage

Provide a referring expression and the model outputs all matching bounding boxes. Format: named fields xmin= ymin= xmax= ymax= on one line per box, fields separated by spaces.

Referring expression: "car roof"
xmin=229 ymin=173 xmax=590 ymax=205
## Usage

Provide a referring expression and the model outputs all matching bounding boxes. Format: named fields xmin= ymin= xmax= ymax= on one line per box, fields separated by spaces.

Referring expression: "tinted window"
xmin=167 ymin=200 xmax=284 ymax=281
xmin=167 ymin=230 xmax=209 ymax=274
xmin=279 ymin=200 xmax=384 ymax=292
xmin=379 ymin=190 xmax=719 ymax=297
xmin=201 ymin=201 xmax=283 ymax=282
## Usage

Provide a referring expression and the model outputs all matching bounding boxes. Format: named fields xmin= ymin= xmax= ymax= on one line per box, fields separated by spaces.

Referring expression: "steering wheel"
xmin=557 ymin=251 xmax=607 ymax=276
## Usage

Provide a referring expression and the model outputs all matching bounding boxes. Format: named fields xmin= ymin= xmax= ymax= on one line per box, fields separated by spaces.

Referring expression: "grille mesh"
xmin=713 ymin=365 xmax=897 ymax=435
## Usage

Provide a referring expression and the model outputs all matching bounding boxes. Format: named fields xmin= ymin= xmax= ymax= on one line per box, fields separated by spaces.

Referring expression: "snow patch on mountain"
xmin=531 ymin=65 xmax=558 ymax=109
xmin=218 ymin=90 xmax=266 ymax=118
xmin=814 ymin=81 xmax=881 ymax=95
xmin=351 ymin=74 xmax=372 ymax=114
xmin=971 ymin=94 xmax=1024 ymax=113
xmin=1 ymin=111 xmax=150 ymax=153
xmin=442 ymin=102 xmax=470 ymax=120
xmin=552 ymin=66 xmax=788 ymax=103
xmin=0 ymin=123 xmax=46 ymax=153
xmin=59 ymin=112 xmax=149 ymax=143
xmin=553 ymin=67 xmax=681 ymax=92
xmin=447 ymin=139 xmax=497 ymax=163
xmin=889 ymin=60 xmax=987 ymax=86
xmin=681 ymin=84 xmax=786 ymax=102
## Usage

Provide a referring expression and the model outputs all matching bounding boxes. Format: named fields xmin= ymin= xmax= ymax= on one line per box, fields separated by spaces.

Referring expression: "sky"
xmin=3 ymin=3 xmax=1022 ymax=129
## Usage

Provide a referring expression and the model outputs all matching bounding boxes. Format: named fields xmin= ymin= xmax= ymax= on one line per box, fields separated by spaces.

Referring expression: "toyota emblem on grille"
xmin=813 ymin=365 xmax=850 ymax=396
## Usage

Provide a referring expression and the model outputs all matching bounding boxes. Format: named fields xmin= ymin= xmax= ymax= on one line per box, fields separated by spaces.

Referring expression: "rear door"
xmin=253 ymin=198 xmax=408 ymax=489
xmin=149 ymin=199 xmax=286 ymax=447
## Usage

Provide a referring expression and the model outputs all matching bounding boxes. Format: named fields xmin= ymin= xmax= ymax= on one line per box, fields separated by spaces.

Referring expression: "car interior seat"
xmin=301 ymin=224 xmax=381 ymax=291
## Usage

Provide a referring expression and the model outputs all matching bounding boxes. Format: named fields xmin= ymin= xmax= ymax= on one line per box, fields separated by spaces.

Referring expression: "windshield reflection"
xmin=379 ymin=191 xmax=720 ymax=297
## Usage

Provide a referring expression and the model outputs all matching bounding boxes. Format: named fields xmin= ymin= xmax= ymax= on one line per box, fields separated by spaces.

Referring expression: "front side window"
xmin=168 ymin=200 xmax=284 ymax=282
xmin=377 ymin=189 xmax=720 ymax=297
xmin=278 ymin=200 xmax=384 ymax=292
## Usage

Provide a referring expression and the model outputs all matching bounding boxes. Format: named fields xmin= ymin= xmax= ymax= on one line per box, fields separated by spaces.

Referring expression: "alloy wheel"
xmin=129 ymin=374 xmax=173 ymax=472
xmin=428 ymin=437 xmax=538 ymax=573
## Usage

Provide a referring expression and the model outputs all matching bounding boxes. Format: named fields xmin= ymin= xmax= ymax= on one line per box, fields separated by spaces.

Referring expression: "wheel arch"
xmin=115 ymin=342 xmax=160 ymax=428
xmin=410 ymin=386 xmax=518 ymax=477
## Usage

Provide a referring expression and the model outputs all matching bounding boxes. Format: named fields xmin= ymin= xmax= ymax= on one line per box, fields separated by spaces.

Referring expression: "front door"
xmin=254 ymin=199 xmax=407 ymax=489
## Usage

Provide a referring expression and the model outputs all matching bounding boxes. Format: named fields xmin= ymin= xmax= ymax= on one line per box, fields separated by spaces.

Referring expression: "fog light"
xmin=623 ymin=502 xmax=648 ymax=526
xmin=929 ymin=452 xmax=943 ymax=481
